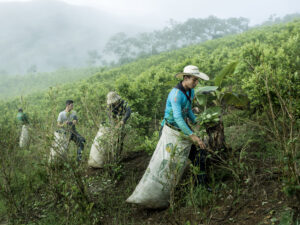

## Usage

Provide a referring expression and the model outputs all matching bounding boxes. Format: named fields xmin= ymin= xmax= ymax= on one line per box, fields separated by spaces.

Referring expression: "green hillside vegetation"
xmin=0 ymin=67 xmax=104 ymax=100
xmin=2 ymin=14 xmax=299 ymax=101
xmin=0 ymin=20 xmax=299 ymax=224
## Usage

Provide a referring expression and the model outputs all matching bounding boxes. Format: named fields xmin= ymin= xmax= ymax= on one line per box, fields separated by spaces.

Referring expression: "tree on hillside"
xmin=86 ymin=50 xmax=102 ymax=66
xmin=104 ymin=16 xmax=249 ymax=65
xmin=27 ymin=65 xmax=37 ymax=74
xmin=260 ymin=13 xmax=300 ymax=26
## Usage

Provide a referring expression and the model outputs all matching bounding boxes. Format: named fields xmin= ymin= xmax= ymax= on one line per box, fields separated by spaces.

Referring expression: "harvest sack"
xmin=126 ymin=125 xmax=192 ymax=208
xmin=19 ymin=125 xmax=29 ymax=148
xmin=49 ymin=131 xmax=69 ymax=161
xmin=88 ymin=126 xmax=109 ymax=168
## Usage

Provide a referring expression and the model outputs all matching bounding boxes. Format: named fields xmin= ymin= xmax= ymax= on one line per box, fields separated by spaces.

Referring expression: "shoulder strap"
xmin=175 ymin=82 xmax=192 ymax=103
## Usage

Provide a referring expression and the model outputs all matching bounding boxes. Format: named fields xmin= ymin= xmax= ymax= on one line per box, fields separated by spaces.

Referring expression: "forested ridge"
xmin=0 ymin=19 xmax=299 ymax=224
xmin=1 ymin=13 xmax=299 ymax=100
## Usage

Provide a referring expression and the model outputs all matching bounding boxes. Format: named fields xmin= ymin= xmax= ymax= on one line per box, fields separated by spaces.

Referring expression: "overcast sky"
xmin=1 ymin=0 xmax=299 ymax=27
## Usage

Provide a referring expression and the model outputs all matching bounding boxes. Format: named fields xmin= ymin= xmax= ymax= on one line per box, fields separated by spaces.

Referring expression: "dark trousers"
xmin=159 ymin=126 xmax=209 ymax=184
xmin=116 ymin=127 xmax=126 ymax=156
xmin=188 ymin=144 xmax=209 ymax=184
xmin=70 ymin=131 xmax=85 ymax=161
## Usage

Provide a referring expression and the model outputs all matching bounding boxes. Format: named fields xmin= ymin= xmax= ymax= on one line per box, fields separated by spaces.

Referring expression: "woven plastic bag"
xmin=126 ymin=125 xmax=192 ymax=208
xmin=49 ymin=131 xmax=69 ymax=162
xmin=19 ymin=125 xmax=29 ymax=148
xmin=88 ymin=125 xmax=109 ymax=168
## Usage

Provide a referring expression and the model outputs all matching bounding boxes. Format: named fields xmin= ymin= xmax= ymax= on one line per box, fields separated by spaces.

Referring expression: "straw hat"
xmin=107 ymin=91 xmax=121 ymax=105
xmin=175 ymin=65 xmax=209 ymax=80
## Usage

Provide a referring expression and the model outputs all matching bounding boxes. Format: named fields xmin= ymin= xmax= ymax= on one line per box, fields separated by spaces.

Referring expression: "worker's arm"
xmin=72 ymin=113 xmax=78 ymax=125
xmin=122 ymin=104 xmax=131 ymax=124
xmin=190 ymin=134 xmax=206 ymax=149
xmin=172 ymin=91 xmax=205 ymax=149
xmin=171 ymin=90 xmax=194 ymax=136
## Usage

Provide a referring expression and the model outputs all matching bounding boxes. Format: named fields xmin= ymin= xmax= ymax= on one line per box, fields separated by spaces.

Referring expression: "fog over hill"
xmin=1 ymin=0 xmax=299 ymax=75
xmin=0 ymin=0 xmax=149 ymax=74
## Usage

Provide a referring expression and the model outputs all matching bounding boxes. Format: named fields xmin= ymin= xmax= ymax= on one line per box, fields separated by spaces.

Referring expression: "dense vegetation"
xmin=0 ymin=19 xmax=299 ymax=224
xmin=1 ymin=14 xmax=299 ymax=101
xmin=0 ymin=67 xmax=104 ymax=100
xmin=0 ymin=15 xmax=250 ymax=99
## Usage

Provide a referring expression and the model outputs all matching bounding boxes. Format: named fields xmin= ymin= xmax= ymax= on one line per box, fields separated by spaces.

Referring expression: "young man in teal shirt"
xmin=161 ymin=65 xmax=210 ymax=188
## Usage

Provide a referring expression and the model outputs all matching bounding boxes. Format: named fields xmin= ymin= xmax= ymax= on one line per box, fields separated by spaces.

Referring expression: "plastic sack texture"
xmin=126 ymin=125 xmax=192 ymax=208
xmin=49 ymin=131 xmax=69 ymax=162
xmin=88 ymin=126 xmax=109 ymax=168
xmin=19 ymin=125 xmax=29 ymax=148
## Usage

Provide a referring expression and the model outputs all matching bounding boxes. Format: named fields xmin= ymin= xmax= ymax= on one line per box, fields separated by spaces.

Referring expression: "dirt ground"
xmin=87 ymin=150 xmax=293 ymax=225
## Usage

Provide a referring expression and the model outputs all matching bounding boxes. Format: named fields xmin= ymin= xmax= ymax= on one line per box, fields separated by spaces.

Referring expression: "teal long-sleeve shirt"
xmin=161 ymin=86 xmax=196 ymax=136
xmin=17 ymin=112 xmax=29 ymax=125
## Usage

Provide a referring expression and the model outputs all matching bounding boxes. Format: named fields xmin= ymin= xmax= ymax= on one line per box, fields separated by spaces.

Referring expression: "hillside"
xmin=0 ymin=0 xmax=146 ymax=74
xmin=0 ymin=20 xmax=299 ymax=224
xmin=0 ymin=67 xmax=106 ymax=100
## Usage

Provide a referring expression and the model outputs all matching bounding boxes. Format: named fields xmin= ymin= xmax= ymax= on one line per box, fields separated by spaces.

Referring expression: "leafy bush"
xmin=0 ymin=19 xmax=300 ymax=224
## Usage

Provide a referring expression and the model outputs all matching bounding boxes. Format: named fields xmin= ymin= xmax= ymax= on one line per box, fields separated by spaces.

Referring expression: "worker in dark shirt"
xmin=106 ymin=91 xmax=131 ymax=157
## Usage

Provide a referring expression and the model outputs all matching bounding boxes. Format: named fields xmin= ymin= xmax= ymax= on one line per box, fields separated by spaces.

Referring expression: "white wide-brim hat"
xmin=107 ymin=91 xmax=121 ymax=105
xmin=175 ymin=65 xmax=209 ymax=80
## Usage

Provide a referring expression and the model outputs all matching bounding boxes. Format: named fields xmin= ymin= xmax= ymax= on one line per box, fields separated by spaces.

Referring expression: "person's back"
xmin=17 ymin=109 xmax=29 ymax=125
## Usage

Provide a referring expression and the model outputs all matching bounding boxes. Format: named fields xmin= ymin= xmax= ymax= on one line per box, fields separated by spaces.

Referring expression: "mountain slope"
xmin=0 ymin=0 xmax=145 ymax=74
xmin=0 ymin=19 xmax=299 ymax=225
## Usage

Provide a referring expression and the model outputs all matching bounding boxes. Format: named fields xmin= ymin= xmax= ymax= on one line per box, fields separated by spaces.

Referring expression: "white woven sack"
xmin=19 ymin=125 xmax=29 ymax=148
xmin=126 ymin=125 xmax=192 ymax=208
xmin=88 ymin=126 xmax=109 ymax=168
xmin=49 ymin=131 xmax=69 ymax=162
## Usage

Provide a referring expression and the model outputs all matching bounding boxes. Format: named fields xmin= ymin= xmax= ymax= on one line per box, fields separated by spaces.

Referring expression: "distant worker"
xmin=17 ymin=108 xmax=29 ymax=125
xmin=57 ymin=100 xmax=86 ymax=161
xmin=106 ymin=91 xmax=131 ymax=157
xmin=161 ymin=65 xmax=210 ymax=189
xmin=17 ymin=108 xmax=30 ymax=147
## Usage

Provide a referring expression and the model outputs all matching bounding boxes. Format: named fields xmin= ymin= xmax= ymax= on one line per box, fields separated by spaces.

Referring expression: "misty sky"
xmin=0 ymin=0 xmax=299 ymax=74
xmin=1 ymin=0 xmax=299 ymax=27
